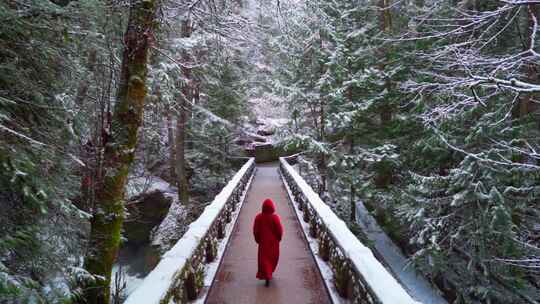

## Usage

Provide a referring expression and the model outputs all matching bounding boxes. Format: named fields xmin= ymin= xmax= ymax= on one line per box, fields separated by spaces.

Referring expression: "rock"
xmin=254 ymin=142 xmax=300 ymax=163
xmin=233 ymin=137 xmax=252 ymax=146
xmin=253 ymin=136 xmax=266 ymax=143
xmin=150 ymin=201 xmax=186 ymax=251
xmin=256 ymin=127 xmax=275 ymax=136
xmin=124 ymin=190 xmax=173 ymax=246
xmin=148 ymin=158 xmax=174 ymax=184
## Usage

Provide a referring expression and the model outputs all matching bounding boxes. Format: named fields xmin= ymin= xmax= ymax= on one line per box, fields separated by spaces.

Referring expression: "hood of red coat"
xmin=262 ymin=199 xmax=275 ymax=214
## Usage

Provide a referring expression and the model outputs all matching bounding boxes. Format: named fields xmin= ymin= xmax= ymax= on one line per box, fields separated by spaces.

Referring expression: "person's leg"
xmin=265 ymin=279 xmax=269 ymax=287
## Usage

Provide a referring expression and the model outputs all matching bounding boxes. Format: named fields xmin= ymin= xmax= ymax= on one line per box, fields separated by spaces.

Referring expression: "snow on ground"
xmin=355 ymin=201 xmax=448 ymax=304
xmin=244 ymin=95 xmax=290 ymax=146
xmin=257 ymin=116 xmax=289 ymax=129
xmin=111 ymin=264 xmax=145 ymax=299
xmin=280 ymin=158 xmax=419 ymax=304
xmin=127 ymin=175 xmax=178 ymax=200
xmin=124 ymin=159 xmax=254 ymax=304
xmin=127 ymin=175 xmax=186 ymax=251
xmin=151 ymin=201 xmax=185 ymax=250
xmin=112 ymin=176 xmax=185 ymax=300
xmin=249 ymin=96 xmax=288 ymax=122
xmin=41 ymin=274 xmax=71 ymax=300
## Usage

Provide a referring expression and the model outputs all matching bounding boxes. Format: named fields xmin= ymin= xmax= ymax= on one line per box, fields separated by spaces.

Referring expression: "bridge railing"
xmin=125 ymin=158 xmax=255 ymax=304
xmin=279 ymin=157 xmax=419 ymax=304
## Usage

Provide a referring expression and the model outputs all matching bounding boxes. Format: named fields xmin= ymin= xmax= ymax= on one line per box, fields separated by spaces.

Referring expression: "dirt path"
xmin=206 ymin=163 xmax=331 ymax=304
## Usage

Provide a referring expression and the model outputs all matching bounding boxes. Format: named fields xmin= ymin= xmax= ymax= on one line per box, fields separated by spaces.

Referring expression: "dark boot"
xmin=265 ymin=279 xmax=270 ymax=287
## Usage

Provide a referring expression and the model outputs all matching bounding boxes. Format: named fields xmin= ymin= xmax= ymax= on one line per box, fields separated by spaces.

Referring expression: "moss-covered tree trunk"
xmin=81 ymin=1 xmax=158 ymax=303
xmin=176 ymin=18 xmax=193 ymax=205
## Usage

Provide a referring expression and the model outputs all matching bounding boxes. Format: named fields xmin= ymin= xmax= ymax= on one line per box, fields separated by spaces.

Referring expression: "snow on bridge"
xmin=124 ymin=158 xmax=419 ymax=304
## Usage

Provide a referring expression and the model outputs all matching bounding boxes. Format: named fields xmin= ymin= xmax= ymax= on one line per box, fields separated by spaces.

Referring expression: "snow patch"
xmin=127 ymin=175 xmax=186 ymax=251
xmin=127 ymin=175 xmax=177 ymax=199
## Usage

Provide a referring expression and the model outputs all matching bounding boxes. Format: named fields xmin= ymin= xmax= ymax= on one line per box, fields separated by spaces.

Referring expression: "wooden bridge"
xmin=124 ymin=158 xmax=420 ymax=304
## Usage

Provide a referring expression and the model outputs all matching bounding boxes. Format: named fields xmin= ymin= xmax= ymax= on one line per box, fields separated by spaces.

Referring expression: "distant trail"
xmin=206 ymin=163 xmax=331 ymax=304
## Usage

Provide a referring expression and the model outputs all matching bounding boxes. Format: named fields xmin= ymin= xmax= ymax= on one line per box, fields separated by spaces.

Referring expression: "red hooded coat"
xmin=253 ymin=199 xmax=284 ymax=280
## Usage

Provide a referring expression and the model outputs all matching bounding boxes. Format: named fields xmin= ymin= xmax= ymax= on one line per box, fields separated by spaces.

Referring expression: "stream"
xmin=355 ymin=201 xmax=448 ymax=304
xmin=111 ymin=242 xmax=161 ymax=300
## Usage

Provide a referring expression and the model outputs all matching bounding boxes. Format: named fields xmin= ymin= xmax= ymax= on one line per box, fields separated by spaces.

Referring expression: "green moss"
xmin=81 ymin=1 xmax=159 ymax=302
xmin=331 ymin=256 xmax=350 ymax=298
xmin=162 ymin=255 xmax=207 ymax=304
xmin=318 ymin=235 xmax=330 ymax=261
xmin=83 ymin=200 xmax=124 ymax=303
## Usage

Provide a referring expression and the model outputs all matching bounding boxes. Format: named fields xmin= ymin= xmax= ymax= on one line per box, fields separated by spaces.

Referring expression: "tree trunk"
xmin=378 ymin=0 xmax=393 ymax=124
xmin=379 ymin=0 xmax=392 ymax=32
xmin=512 ymin=4 xmax=539 ymax=162
xmin=375 ymin=0 xmax=394 ymax=186
xmin=317 ymin=29 xmax=327 ymax=195
xmin=514 ymin=4 xmax=539 ymax=120
xmin=523 ymin=4 xmax=539 ymax=119
xmin=78 ymin=49 xmax=98 ymax=212
xmin=532 ymin=5 xmax=540 ymax=133
xmin=176 ymin=18 xmax=193 ymax=205
xmin=81 ymin=1 xmax=158 ymax=303
xmin=176 ymin=103 xmax=189 ymax=204
xmin=349 ymin=135 xmax=356 ymax=223
xmin=167 ymin=112 xmax=176 ymax=181
xmin=187 ymin=81 xmax=199 ymax=150
xmin=318 ymin=101 xmax=327 ymax=195
xmin=162 ymin=88 xmax=176 ymax=181
xmin=350 ymin=184 xmax=356 ymax=222
xmin=75 ymin=49 xmax=96 ymax=106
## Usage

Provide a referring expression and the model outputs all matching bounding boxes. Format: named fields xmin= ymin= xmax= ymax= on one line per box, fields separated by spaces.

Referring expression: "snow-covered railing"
xmin=125 ymin=158 xmax=255 ymax=304
xmin=279 ymin=158 xmax=419 ymax=304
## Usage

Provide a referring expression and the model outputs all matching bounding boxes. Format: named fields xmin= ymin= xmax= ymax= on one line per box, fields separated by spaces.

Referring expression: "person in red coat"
xmin=253 ymin=198 xmax=284 ymax=287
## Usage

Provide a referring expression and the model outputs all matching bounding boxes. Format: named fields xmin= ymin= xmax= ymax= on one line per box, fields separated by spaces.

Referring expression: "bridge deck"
xmin=206 ymin=163 xmax=331 ymax=304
